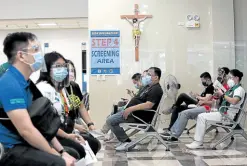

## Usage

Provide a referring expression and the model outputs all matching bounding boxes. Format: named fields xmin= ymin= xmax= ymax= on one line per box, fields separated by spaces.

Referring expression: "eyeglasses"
xmin=51 ymin=63 xmax=69 ymax=68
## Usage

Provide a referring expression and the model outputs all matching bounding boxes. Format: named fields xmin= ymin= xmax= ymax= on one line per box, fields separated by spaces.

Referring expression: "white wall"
xmin=0 ymin=29 xmax=88 ymax=88
xmin=0 ymin=0 xmax=88 ymax=19
xmin=234 ymin=0 xmax=247 ymax=89
xmin=89 ymin=0 xmax=216 ymax=128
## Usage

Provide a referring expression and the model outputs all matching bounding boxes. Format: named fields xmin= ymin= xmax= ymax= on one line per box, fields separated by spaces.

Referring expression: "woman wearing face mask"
xmin=36 ymin=52 xmax=86 ymax=160
xmin=186 ymin=69 xmax=245 ymax=149
xmin=65 ymin=60 xmax=101 ymax=154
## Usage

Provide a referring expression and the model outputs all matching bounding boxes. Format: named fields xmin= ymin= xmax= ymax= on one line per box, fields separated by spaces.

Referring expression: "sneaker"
xmin=161 ymin=132 xmax=178 ymax=141
xmin=186 ymin=141 xmax=203 ymax=149
xmin=115 ymin=142 xmax=136 ymax=151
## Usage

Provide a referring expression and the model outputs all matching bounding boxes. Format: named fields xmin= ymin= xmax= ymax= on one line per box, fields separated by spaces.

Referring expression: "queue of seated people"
xmin=0 ymin=31 xmax=246 ymax=166
xmin=100 ymin=66 xmax=246 ymax=151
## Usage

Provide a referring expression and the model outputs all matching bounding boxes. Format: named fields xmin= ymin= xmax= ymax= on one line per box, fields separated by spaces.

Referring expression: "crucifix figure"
xmin=121 ymin=4 xmax=152 ymax=61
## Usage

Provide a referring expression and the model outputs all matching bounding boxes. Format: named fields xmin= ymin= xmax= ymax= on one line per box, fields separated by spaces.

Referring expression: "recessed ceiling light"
xmin=37 ymin=23 xmax=57 ymax=26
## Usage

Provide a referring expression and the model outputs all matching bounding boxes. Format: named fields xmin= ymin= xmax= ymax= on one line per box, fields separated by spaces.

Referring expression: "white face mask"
xmin=227 ymin=79 xmax=235 ymax=88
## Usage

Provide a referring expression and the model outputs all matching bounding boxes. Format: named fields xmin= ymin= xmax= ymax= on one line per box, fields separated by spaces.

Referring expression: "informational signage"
xmin=90 ymin=30 xmax=120 ymax=75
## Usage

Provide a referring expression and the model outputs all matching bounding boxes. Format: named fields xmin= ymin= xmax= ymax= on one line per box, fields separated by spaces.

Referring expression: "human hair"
xmin=221 ymin=67 xmax=230 ymax=75
xmin=149 ymin=67 xmax=162 ymax=79
xmin=3 ymin=32 xmax=37 ymax=63
xmin=36 ymin=51 xmax=67 ymax=87
xmin=67 ymin=59 xmax=76 ymax=80
xmin=230 ymin=69 xmax=243 ymax=81
xmin=200 ymin=72 xmax=211 ymax=80
xmin=131 ymin=73 xmax=141 ymax=81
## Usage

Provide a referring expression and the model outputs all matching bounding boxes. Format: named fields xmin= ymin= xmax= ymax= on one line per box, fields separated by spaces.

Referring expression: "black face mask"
xmin=202 ymin=82 xmax=207 ymax=86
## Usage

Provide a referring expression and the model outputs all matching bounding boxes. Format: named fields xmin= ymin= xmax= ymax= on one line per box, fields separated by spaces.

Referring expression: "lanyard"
xmin=60 ymin=91 xmax=69 ymax=115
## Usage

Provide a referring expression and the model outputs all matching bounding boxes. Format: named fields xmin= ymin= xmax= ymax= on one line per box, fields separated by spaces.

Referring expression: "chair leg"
xmin=240 ymin=130 xmax=247 ymax=140
xmin=187 ymin=124 xmax=196 ymax=134
xmin=206 ymin=125 xmax=216 ymax=134
xmin=210 ymin=132 xmax=234 ymax=149
xmin=126 ymin=133 xmax=149 ymax=150
xmin=154 ymin=133 xmax=170 ymax=151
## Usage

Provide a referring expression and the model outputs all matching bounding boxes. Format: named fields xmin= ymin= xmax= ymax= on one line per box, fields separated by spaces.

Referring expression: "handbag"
xmin=0 ymin=81 xmax=61 ymax=142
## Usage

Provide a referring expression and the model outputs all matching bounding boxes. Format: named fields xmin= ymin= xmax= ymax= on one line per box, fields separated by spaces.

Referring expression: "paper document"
xmin=76 ymin=141 xmax=98 ymax=166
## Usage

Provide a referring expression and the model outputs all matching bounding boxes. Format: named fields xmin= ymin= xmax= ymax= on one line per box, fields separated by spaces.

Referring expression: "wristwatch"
xmin=87 ymin=122 xmax=94 ymax=128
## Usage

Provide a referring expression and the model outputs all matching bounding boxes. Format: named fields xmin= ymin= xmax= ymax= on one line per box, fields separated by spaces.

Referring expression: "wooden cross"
xmin=120 ymin=4 xmax=152 ymax=61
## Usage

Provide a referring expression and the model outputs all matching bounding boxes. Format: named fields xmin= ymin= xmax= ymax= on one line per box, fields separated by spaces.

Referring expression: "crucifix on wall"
xmin=121 ymin=4 xmax=153 ymax=61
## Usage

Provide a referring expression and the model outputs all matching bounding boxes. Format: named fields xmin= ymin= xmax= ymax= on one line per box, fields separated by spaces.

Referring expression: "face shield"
xmin=68 ymin=64 xmax=75 ymax=82
xmin=50 ymin=63 xmax=70 ymax=90
xmin=21 ymin=42 xmax=47 ymax=72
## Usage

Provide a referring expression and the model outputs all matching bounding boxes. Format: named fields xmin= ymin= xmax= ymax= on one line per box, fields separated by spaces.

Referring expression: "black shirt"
xmin=65 ymin=81 xmax=84 ymax=119
xmin=126 ymin=83 xmax=163 ymax=123
xmin=200 ymin=83 xmax=214 ymax=97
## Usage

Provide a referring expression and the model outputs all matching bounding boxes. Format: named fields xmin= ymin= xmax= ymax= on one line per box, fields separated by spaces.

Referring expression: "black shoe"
xmin=163 ymin=136 xmax=178 ymax=142
xmin=161 ymin=132 xmax=171 ymax=137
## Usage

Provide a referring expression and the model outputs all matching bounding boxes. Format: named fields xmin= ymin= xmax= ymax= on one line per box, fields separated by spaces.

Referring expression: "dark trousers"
xmin=0 ymin=145 xmax=65 ymax=166
xmin=80 ymin=132 xmax=101 ymax=154
xmin=57 ymin=136 xmax=86 ymax=159
xmin=168 ymin=93 xmax=198 ymax=130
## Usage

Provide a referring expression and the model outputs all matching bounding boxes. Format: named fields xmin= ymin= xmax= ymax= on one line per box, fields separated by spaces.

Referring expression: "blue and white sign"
xmin=90 ymin=30 xmax=120 ymax=75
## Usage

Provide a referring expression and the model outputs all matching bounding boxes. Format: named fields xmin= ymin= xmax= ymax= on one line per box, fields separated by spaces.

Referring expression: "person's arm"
xmin=197 ymin=94 xmax=212 ymax=101
xmin=79 ymin=103 xmax=95 ymax=130
xmin=50 ymin=137 xmax=64 ymax=155
xmin=125 ymin=101 xmax=154 ymax=112
xmin=7 ymin=110 xmax=56 ymax=155
xmin=223 ymin=96 xmax=240 ymax=105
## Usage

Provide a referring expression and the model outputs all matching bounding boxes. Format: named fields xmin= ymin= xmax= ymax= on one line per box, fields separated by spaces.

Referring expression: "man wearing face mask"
xmin=0 ymin=33 xmax=74 ymax=166
xmin=106 ymin=67 xmax=163 ymax=151
xmin=127 ymin=73 xmax=142 ymax=98
xmin=186 ymin=69 xmax=245 ymax=149
xmin=164 ymin=72 xmax=214 ymax=132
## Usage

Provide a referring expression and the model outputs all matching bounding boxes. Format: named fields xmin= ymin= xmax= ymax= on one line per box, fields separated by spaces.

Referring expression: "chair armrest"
xmin=131 ymin=110 xmax=156 ymax=125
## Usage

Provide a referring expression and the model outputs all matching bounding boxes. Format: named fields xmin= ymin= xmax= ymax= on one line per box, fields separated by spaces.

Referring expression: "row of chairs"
xmin=120 ymin=93 xmax=247 ymax=151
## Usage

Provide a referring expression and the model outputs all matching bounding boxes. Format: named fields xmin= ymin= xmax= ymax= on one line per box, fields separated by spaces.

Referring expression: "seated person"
xmin=162 ymin=89 xmax=214 ymax=141
xmin=165 ymin=72 xmax=215 ymax=131
xmin=217 ymin=67 xmax=230 ymax=90
xmin=66 ymin=60 xmax=101 ymax=153
xmin=0 ymin=32 xmax=74 ymax=166
xmin=101 ymin=72 xmax=145 ymax=136
xmin=186 ymin=69 xmax=245 ymax=149
xmin=36 ymin=52 xmax=99 ymax=158
xmin=106 ymin=67 xmax=163 ymax=151
xmin=127 ymin=73 xmax=142 ymax=98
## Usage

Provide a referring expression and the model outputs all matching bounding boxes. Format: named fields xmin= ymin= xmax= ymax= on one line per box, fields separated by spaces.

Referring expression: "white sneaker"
xmin=115 ymin=142 xmax=136 ymax=151
xmin=186 ymin=141 xmax=203 ymax=149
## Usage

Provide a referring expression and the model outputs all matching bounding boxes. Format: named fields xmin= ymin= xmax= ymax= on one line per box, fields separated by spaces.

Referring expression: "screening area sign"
xmin=90 ymin=30 xmax=120 ymax=75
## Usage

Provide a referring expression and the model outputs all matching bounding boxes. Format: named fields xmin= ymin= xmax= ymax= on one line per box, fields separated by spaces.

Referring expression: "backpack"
xmin=0 ymin=80 xmax=61 ymax=142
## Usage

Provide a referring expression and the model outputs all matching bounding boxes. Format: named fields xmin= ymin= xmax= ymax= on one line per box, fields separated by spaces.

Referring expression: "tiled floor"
xmin=94 ymin=132 xmax=247 ymax=166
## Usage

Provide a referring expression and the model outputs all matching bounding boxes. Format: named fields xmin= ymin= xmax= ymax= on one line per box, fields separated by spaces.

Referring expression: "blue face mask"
xmin=23 ymin=52 xmax=45 ymax=72
xmin=141 ymin=75 xmax=152 ymax=86
xmin=52 ymin=67 xmax=68 ymax=82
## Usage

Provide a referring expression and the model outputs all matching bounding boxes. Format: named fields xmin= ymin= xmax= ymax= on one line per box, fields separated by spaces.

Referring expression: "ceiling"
xmin=0 ymin=18 xmax=88 ymax=30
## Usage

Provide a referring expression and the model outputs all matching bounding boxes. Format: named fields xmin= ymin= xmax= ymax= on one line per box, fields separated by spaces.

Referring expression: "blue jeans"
xmin=170 ymin=106 xmax=206 ymax=138
xmin=106 ymin=111 xmax=136 ymax=142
